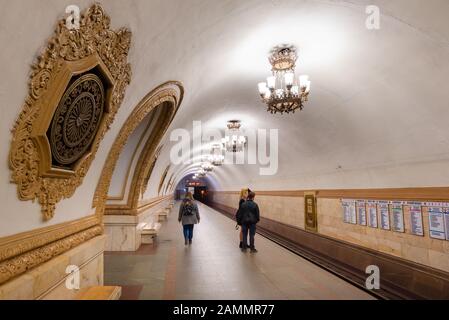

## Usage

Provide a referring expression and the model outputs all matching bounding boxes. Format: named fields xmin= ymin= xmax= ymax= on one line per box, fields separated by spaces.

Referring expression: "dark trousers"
xmin=242 ymin=223 xmax=256 ymax=249
xmin=183 ymin=224 xmax=194 ymax=240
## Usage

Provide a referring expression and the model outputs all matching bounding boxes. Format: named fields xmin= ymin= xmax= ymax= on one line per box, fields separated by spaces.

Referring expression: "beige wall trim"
xmin=36 ymin=244 xmax=104 ymax=300
xmin=212 ymin=187 xmax=449 ymax=201
xmin=0 ymin=226 xmax=103 ymax=285
xmin=0 ymin=215 xmax=100 ymax=263
xmin=105 ymin=195 xmax=172 ymax=215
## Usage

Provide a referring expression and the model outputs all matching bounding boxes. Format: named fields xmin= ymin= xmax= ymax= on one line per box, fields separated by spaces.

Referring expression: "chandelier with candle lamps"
xmin=222 ymin=120 xmax=246 ymax=153
xmin=208 ymin=143 xmax=224 ymax=166
xmin=257 ymin=44 xmax=311 ymax=114
xmin=201 ymin=161 xmax=214 ymax=172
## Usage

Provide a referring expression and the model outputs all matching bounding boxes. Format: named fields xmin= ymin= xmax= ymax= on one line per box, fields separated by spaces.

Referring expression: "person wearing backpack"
xmin=178 ymin=192 xmax=200 ymax=245
xmin=236 ymin=191 xmax=260 ymax=253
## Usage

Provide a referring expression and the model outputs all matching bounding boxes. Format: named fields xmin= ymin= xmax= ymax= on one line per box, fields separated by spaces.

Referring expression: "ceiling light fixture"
xmin=208 ymin=143 xmax=224 ymax=166
xmin=222 ymin=120 xmax=246 ymax=153
xmin=201 ymin=162 xmax=214 ymax=172
xmin=196 ymin=168 xmax=206 ymax=177
xmin=258 ymin=44 xmax=311 ymax=114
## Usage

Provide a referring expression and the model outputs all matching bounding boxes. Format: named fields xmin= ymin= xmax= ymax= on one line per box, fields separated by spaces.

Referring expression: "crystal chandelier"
xmin=201 ymin=162 xmax=214 ymax=172
xmin=257 ymin=44 xmax=311 ymax=114
xmin=222 ymin=120 xmax=246 ymax=153
xmin=208 ymin=143 xmax=224 ymax=166
xmin=196 ymin=168 xmax=206 ymax=177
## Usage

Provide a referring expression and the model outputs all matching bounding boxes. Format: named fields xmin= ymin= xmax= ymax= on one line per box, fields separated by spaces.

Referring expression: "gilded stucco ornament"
xmin=94 ymin=82 xmax=183 ymax=215
xmin=9 ymin=4 xmax=132 ymax=220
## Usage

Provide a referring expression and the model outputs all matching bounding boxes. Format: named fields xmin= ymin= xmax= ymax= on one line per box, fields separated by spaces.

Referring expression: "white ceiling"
xmin=145 ymin=0 xmax=449 ymax=191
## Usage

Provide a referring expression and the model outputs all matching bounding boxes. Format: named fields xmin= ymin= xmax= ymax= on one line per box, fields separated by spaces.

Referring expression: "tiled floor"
xmin=104 ymin=202 xmax=375 ymax=300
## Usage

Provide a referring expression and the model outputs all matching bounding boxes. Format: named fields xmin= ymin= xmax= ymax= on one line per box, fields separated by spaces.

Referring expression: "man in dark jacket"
xmin=236 ymin=191 xmax=260 ymax=253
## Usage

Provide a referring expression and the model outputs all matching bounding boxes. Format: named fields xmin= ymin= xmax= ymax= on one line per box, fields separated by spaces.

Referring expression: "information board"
xmin=408 ymin=202 xmax=424 ymax=236
xmin=378 ymin=201 xmax=390 ymax=230
xmin=445 ymin=207 xmax=449 ymax=241
xmin=356 ymin=200 xmax=367 ymax=226
xmin=428 ymin=206 xmax=446 ymax=240
xmin=367 ymin=200 xmax=378 ymax=228
xmin=391 ymin=202 xmax=405 ymax=233
xmin=342 ymin=199 xmax=357 ymax=224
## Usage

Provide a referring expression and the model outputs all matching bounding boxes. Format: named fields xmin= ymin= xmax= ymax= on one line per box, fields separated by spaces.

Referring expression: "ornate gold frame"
xmin=304 ymin=191 xmax=318 ymax=232
xmin=8 ymin=4 xmax=132 ymax=220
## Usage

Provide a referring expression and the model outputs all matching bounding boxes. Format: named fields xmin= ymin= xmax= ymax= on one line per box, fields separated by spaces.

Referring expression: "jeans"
xmin=242 ymin=223 xmax=256 ymax=249
xmin=183 ymin=224 xmax=194 ymax=240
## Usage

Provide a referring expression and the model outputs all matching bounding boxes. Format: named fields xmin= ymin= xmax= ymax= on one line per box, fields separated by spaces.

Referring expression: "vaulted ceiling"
xmin=2 ymin=1 xmax=449 ymax=231
xmin=144 ymin=0 xmax=449 ymax=193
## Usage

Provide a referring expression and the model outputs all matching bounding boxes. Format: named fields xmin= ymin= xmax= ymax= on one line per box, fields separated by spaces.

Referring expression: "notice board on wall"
xmin=408 ymin=202 xmax=424 ymax=236
xmin=390 ymin=202 xmax=405 ymax=233
xmin=356 ymin=200 xmax=367 ymax=226
xmin=427 ymin=204 xmax=446 ymax=240
xmin=378 ymin=201 xmax=390 ymax=230
xmin=342 ymin=199 xmax=357 ymax=224
xmin=367 ymin=200 xmax=378 ymax=228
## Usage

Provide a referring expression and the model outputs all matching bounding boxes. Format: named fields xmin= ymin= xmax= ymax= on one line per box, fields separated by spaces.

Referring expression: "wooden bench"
xmin=76 ymin=286 xmax=121 ymax=300
xmin=141 ymin=222 xmax=161 ymax=244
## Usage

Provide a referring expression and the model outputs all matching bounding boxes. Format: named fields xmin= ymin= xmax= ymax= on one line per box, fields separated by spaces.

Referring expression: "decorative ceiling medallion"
xmin=50 ymin=73 xmax=105 ymax=167
xmin=9 ymin=4 xmax=132 ymax=220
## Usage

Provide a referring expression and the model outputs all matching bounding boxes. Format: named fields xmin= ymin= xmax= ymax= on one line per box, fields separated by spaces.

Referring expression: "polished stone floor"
xmin=104 ymin=202 xmax=375 ymax=300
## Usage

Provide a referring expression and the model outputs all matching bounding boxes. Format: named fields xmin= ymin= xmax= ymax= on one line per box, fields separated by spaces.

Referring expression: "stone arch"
xmin=93 ymin=81 xmax=183 ymax=217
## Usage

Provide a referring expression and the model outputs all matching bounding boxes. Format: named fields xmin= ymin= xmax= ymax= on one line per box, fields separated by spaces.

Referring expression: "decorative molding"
xmin=0 ymin=225 xmax=103 ymax=285
xmin=158 ymin=165 xmax=171 ymax=196
xmin=128 ymin=110 xmax=172 ymax=209
xmin=105 ymin=195 xmax=172 ymax=215
xmin=93 ymin=81 xmax=183 ymax=216
xmin=140 ymin=144 xmax=164 ymax=197
xmin=164 ymin=173 xmax=175 ymax=195
xmin=315 ymin=187 xmax=449 ymax=201
xmin=211 ymin=187 xmax=449 ymax=201
xmin=107 ymin=112 xmax=158 ymax=201
xmin=9 ymin=4 xmax=132 ymax=220
xmin=0 ymin=215 xmax=100 ymax=263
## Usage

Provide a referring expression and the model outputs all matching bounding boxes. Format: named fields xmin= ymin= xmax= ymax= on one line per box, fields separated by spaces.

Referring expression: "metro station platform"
xmin=104 ymin=202 xmax=374 ymax=300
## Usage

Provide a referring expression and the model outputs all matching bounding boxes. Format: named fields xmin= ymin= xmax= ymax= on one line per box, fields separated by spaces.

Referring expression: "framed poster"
xmin=428 ymin=206 xmax=446 ymax=240
xmin=342 ymin=199 xmax=356 ymax=224
xmin=356 ymin=200 xmax=367 ymax=226
xmin=444 ymin=205 xmax=449 ymax=241
xmin=391 ymin=202 xmax=405 ymax=233
xmin=378 ymin=201 xmax=390 ymax=230
xmin=408 ymin=202 xmax=424 ymax=236
xmin=367 ymin=200 xmax=378 ymax=228
xmin=304 ymin=192 xmax=318 ymax=232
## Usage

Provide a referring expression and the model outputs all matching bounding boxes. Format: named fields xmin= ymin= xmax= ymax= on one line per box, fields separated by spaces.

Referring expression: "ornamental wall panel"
xmin=8 ymin=4 xmax=132 ymax=220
